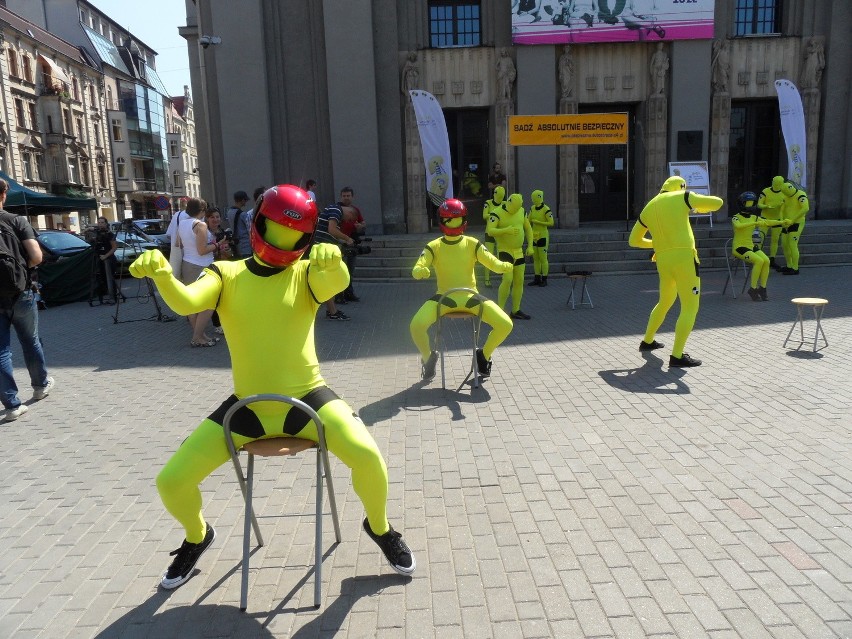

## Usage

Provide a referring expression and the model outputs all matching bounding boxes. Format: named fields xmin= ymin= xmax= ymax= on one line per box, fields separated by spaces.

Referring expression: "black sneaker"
xmin=639 ymin=339 xmax=664 ymax=352
xmin=758 ymin=286 xmax=768 ymax=301
xmin=362 ymin=518 xmax=415 ymax=575
xmin=510 ymin=310 xmax=531 ymax=320
xmin=747 ymin=287 xmax=761 ymax=302
xmin=344 ymin=293 xmax=361 ymax=302
xmin=335 ymin=295 xmax=348 ymax=304
xmin=781 ymin=268 xmax=799 ymax=275
xmin=161 ymin=523 xmax=216 ymax=589
xmin=326 ymin=311 xmax=351 ymax=321
xmin=669 ymin=353 xmax=702 ymax=368
xmin=421 ymin=351 xmax=438 ymax=381
xmin=475 ymin=348 xmax=492 ymax=377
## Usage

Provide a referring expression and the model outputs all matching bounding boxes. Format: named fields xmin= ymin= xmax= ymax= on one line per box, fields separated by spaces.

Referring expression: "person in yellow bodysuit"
xmin=487 ymin=193 xmax=534 ymax=319
xmin=129 ymin=185 xmax=415 ymax=590
xmin=757 ymin=175 xmax=786 ymax=270
xmin=411 ymin=199 xmax=513 ymax=379
xmin=481 ymin=186 xmax=505 ymax=288
xmin=628 ymin=176 xmax=723 ymax=368
xmin=527 ymin=189 xmax=555 ymax=287
xmin=731 ymin=191 xmax=789 ymax=301
xmin=779 ymin=181 xmax=809 ymax=275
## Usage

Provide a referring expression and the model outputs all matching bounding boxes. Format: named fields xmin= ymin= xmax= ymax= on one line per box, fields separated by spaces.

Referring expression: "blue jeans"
xmin=0 ymin=290 xmax=49 ymax=409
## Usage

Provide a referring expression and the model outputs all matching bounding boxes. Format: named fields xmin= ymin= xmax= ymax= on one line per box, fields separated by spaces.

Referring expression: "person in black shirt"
xmin=94 ymin=216 xmax=120 ymax=305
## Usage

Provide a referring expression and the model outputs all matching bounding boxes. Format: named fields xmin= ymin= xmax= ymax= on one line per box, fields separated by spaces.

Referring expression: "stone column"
xmin=404 ymin=100 xmax=429 ymax=233
xmin=802 ymin=88 xmax=820 ymax=194
xmin=709 ymin=92 xmax=731 ymax=217
xmin=495 ymin=99 xmax=515 ymax=194
xmin=558 ymin=99 xmax=578 ymax=228
xmin=644 ymin=94 xmax=668 ymax=202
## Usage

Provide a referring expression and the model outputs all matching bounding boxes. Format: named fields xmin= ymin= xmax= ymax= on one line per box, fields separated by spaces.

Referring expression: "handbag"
xmin=168 ymin=212 xmax=184 ymax=279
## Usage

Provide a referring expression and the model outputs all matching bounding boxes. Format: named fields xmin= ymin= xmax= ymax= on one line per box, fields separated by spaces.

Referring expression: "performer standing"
xmin=487 ymin=193 xmax=534 ymax=319
xmin=527 ymin=189 xmax=554 ymax=287
xmin=480 ymin=185 xmax=505 ymax=288
xmin=628 ymin=176 xmax=723 ymax=368
xmin=779 ymin=181 xmax=809 ymax=275
xmin=757 ymin=176 xmax=787 ymax=270
xmin=410 ymin=199 xmax=513 ymax=380
xmin=731 ymin=191 xmax=788 ymax=301
xmin=130 ymin=185 xmax=415 ymax=589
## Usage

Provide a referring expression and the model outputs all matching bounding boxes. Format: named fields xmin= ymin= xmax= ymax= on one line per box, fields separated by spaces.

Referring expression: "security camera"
xmin=198 ymin=35 xmax=222 ymax=49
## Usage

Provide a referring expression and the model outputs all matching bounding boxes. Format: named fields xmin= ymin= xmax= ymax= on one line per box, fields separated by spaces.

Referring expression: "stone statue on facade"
xmin=650 ymin=43 xmax=668 ymax=95
xmin=800 ymin=38 xmax=825 ymax=90
xmin=558 ymin=45 xmax=575 ymax=99
xmin=711 ymin=39 xmax=730 ymax=93
xmin=496 ymin=48 xmax=516 ymax=101
xmin=401 ymin=52 xmax=420 ymax=95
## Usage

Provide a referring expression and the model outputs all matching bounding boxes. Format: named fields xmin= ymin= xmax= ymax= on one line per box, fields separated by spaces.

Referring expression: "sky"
xmin=89 ymin=0 xmax=192 ymax=98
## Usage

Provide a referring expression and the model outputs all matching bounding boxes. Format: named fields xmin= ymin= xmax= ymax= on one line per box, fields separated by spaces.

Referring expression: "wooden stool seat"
xmin=242 ymin=437 xmax=317 ymax=457
xmin=565 ymin=270 xmax=593 ymax=309
xmin=783 ymin=297 xmax=828 ymax=352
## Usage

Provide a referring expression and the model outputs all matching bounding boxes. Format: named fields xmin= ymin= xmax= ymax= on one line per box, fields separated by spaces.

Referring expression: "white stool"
xmin=783 ymin=297 xmax=828 ymax=352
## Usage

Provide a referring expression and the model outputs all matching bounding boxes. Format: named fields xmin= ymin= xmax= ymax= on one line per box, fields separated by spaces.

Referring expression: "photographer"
xmin=337 ymin=186 xmax=370 ymax=302
xmin=94 ymin=216 xmax=120 ymax=305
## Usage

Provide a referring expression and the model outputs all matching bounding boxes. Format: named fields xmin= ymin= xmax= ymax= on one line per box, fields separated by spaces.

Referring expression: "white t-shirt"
xmin=166 ymin=210 xmax=185 ymax=247
xmin=178 ymin=216 xmax=214 ymax=267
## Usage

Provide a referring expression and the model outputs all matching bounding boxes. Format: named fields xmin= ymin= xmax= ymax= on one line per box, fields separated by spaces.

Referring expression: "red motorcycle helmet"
xmin=438 ymin=198 xmax=467 ymax=236
xmin=250 ymin=185 xmax=318 ymax=267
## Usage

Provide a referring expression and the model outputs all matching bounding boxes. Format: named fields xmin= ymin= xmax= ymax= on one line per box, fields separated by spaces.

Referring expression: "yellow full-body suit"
xmin=410 ymin=232 xmax=513 ymax=368
xmin=487 ymin=193 xmax=534 ymax=317
xmin=481 ymin=186 xmax=505 ymax=287
xmin=757 ymin=176 xmax=786 ymax=262
xmin=731 ymin=194 xmax=787 ymax=301
xmin=527 ymin=190 xmax=555 ymax=286
xmin=129 ymin=229 xmax=399 ymax=559
xmin=780 ymin=182 xmax=809 ymax=272
xmin=628 ymin=177 xmax=723 ymax=364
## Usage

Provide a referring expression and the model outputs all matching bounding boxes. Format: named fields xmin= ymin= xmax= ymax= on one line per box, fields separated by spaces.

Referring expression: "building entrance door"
xmin=576 ymin=106 xmax=633 ymax=223
xmin=445 ymin=108 xmax=489 ymax=227
xmin=727 ymin=101 xmax=782 ymax=207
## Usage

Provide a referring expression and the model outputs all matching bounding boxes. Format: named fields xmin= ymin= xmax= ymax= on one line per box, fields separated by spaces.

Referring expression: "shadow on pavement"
xmin=597 ymin=352 xmax=691 ymax=395
xmin=358 ymin=379 xmax=492 ymax=424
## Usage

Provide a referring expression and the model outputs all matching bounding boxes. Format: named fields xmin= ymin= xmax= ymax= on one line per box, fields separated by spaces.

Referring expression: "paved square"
xmin=0 ymin=264 xmax=850 ymax=638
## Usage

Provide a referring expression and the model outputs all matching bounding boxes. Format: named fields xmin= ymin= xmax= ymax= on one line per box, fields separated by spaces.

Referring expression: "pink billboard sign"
xmin=512 ymin=0 xmax=715 ymax=45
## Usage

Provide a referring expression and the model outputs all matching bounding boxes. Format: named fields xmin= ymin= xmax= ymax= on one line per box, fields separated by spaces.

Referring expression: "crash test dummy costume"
xmin=779 ymin=182 xmax=809 ymax=275
xmin=731 ymin=191 xmax=788 ymax=302
xmin=481 ymin=186 xmax=506 ymax=287
xmin=757 ymin=175 xmax=786 ymax=268
xmin=410 ymin=199 xmax=514 ymax=380
xmin=628 ymin=176 xmax=723 ymax=368
xmin=129 ymin=185 xmax=415 ymax=590
xmin=487 ymin=193 xmax=534 ymax=320
xmin=527 ymin=189 xmax=555 ymax=287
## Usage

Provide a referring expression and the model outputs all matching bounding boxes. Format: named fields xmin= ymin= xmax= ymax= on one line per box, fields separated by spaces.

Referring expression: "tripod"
xmin=111 ymin=221 xmax=174 ymax=324
xmin=88 ymin=239 xmax=126 ymax=307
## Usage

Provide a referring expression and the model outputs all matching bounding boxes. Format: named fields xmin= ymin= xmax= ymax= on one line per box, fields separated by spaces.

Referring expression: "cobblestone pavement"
xmin=0 ymin=264 xmax=850 ymax=638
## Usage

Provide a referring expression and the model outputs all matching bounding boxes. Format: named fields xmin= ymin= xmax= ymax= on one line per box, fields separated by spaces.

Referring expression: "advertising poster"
xmin=775 ymin=79 xmax=807 ymax=189
xmin=668 ymin=161 xmax=709 ymax=194
xmin=512 ymin=0 xmax=715 ymax=45
xmin=409 ymin=90 xmax=454 ymax=205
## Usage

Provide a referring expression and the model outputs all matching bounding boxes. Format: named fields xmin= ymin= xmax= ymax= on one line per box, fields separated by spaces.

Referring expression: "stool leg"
xmin=240 ymin=454 xmax=254 ymax=612
xmin=314 ymin=449 xmax=322 ymax=607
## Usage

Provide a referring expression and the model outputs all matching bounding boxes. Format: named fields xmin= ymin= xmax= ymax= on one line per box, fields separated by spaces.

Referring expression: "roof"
xmin=171 ymin=96 xmax=186 ymax=116
xmin=0 ymin=7 xmax=92 ymax=68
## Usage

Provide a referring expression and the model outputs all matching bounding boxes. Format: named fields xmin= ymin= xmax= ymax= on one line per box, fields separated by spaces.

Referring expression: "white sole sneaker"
xmin=4 ymin=404 xmax=29 ymax=421
xmin=32 ymin=377 xmax=55 ymax=401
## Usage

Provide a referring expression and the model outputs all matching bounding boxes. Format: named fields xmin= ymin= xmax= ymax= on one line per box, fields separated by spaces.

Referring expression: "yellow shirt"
xmin=758 ymin=186 xmax=785 ymax=221
xmin=629 ymin=190 xmax=723 ymax=257
xmin=782 ymin=189 xmax=809 ymax=224
xmin=527 ymin=204 xmax=554 ymax=241
xmin=487 ymin=205 xmax=532 ymax=252
xmin=414 ymin=235 xmax=507 ymax=303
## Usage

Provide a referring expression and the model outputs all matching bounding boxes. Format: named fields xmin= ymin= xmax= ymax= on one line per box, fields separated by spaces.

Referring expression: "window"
xmin=68 ymin=158 xmax=79 ymax=183
xmin=94 ymin=122 xmax=102 ymax=146
xmin=81 ymin=159 xmax=90 ymax=185
xmin=116 ymin=157 xmax=126 ymax=178
xmin=88 ymin=84 xmax=97 ymax=106
xmin=72 ymin=77 xmax=80 ymax=101
xmin=169 ymin=139 xmax=179 ymax=157
xmin=28 ymin=103 xmax=38 ymax=131
xmin=22 ymin=152 xmax=33 ymax=180
xmin=429 ymin=1 xmax=481 ymax=48
xmin=111 ymin=118 xmax=122 ymax=141
xmin=173 ymin=170 xmax=181 ymax=188
xmin=734 ymin=0 xmax=781 ymax=36
xmin=63 ymin=108 xmax=72 ymax=134
xmin=97 ymin=162 xmax=106 ymax=188
xmin=75 ymin=117 xmax=85 ymax=141
xmin=14 ymin=99 xmax=26 ymax=128
xmin=22 ymin=55 xmax=33 ymax=82
xmin=8 ymin=49 xmax=18 ymax=78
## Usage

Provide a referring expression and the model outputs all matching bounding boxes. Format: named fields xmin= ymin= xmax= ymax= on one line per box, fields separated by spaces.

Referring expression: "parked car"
xmin=114 ymin=231 xmax=160 ymax=253
xmin=109 ymin=219 xmax=171 ymax=256
xmin=35 ymin=230 xmax=91 ymax=263
xmin=114 ymin=239 xmax=146 ymax=267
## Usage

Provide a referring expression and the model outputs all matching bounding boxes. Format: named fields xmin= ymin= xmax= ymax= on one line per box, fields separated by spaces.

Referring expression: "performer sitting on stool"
xmin=731 ymin=191 xmax=789 ymax=302
xmin=410 ymin=199 xmax=513 ymax=380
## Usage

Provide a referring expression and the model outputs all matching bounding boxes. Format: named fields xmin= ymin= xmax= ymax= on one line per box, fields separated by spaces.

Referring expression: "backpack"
xmin=0 ymin=220 xmax=29 ymax=301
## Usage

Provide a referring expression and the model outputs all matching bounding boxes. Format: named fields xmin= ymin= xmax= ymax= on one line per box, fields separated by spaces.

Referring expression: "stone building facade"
xmin=182 ymin=1 xmax=851 ymax=233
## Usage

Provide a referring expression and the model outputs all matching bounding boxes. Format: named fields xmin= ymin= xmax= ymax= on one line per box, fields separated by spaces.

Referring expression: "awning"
xmin=0 ymin=170 xmax=96 ymax=213
xmin=38 ymin=54 xmax=71 ymax=86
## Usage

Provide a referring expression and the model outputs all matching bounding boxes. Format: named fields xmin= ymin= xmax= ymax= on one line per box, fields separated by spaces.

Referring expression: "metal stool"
xmin=223 ymin=394 xmax=341 ymax=611
xmin=783 ymin=298 xmax=829 ymax=352
xmin=434 ymin=287 xmax=486 ymax=391
xmin=722 ymin=231 xmax=764 ymax=299
xmin=566 ymin=271 xmax=593 ymax=309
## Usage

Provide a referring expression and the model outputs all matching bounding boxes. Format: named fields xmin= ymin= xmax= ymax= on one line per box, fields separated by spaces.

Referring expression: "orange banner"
xmin=509 ymin=113 xmax=628 ymax=145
